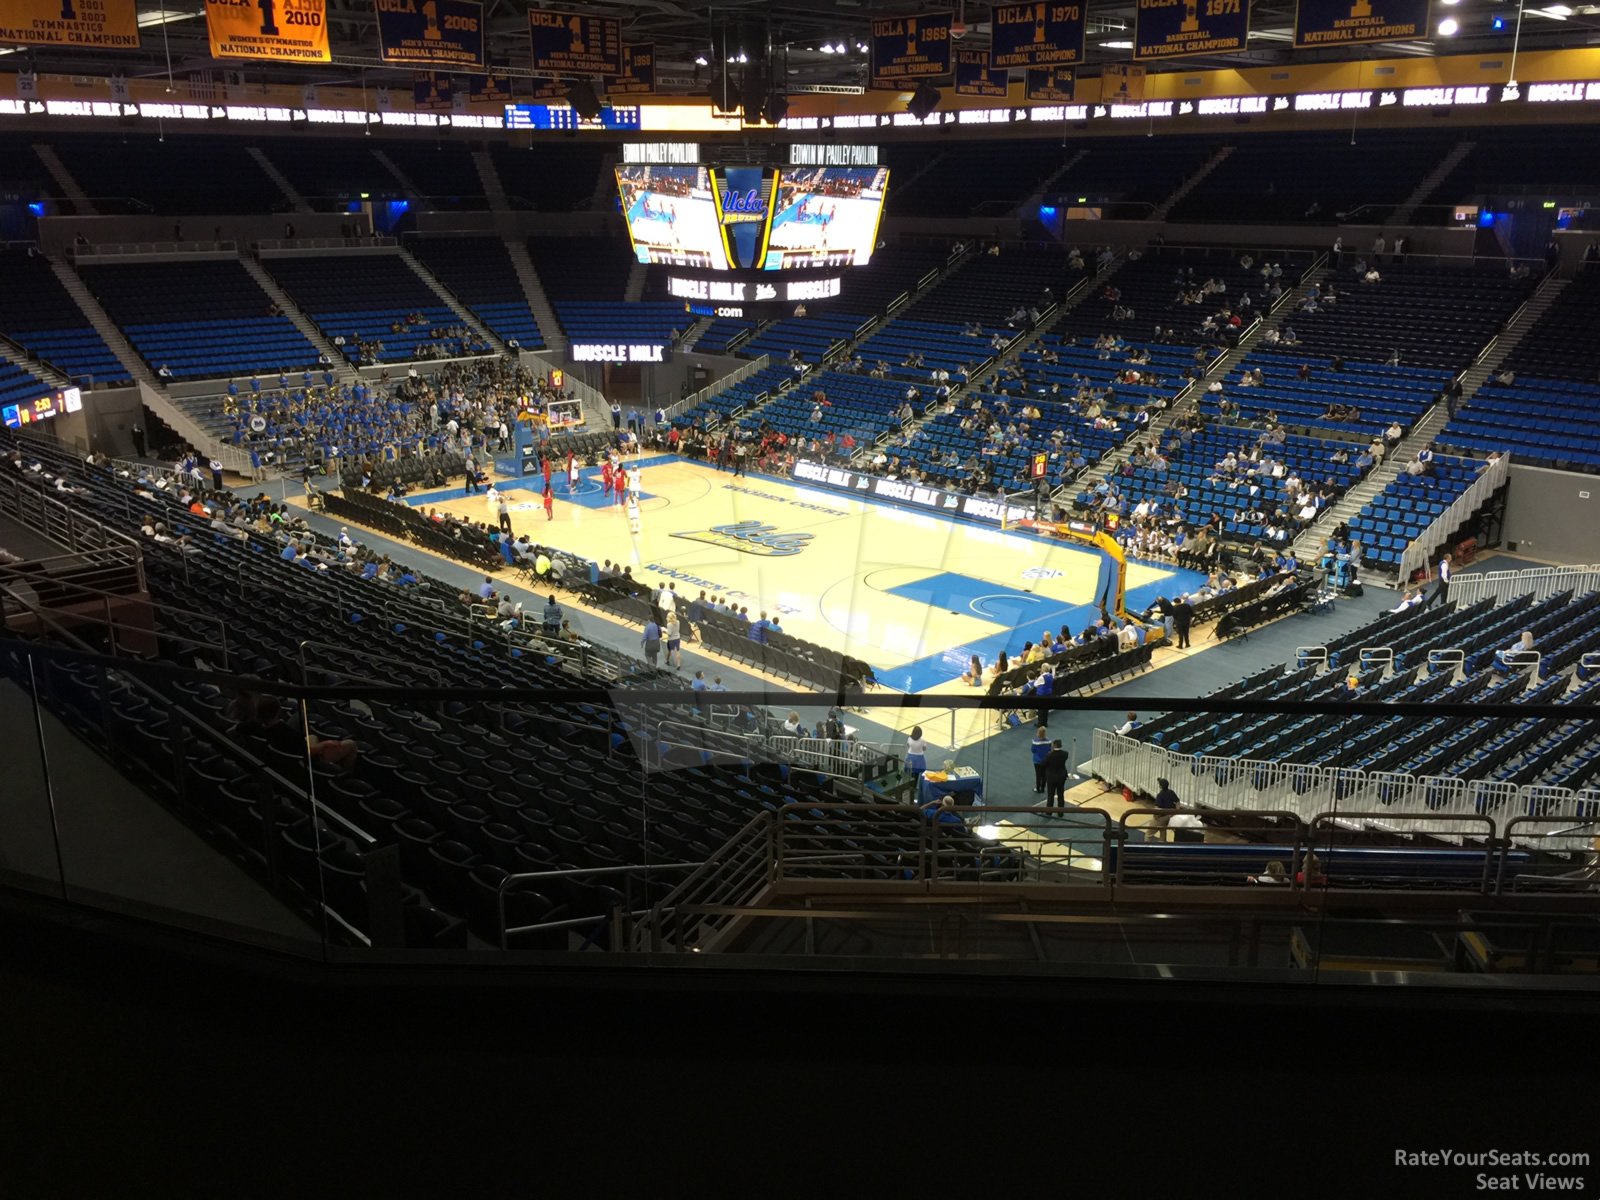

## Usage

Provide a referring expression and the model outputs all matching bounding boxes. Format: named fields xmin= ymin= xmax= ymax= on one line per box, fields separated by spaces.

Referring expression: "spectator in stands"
xmin=641 ymin=614 xmax=662 ymax=668
xmin=1148 ymin=777 xmax=1181 ymax=842
xmin=1043 ymin=739 xmax=1069 ymax=809
xmin=1250 ymin=861 xmax=1288 ymax=885
xmin=904 ymin=726 xmax=929 ymax=784
xmin=1116 ymin=711 xmax=1141 ymax=735
xmin=1494 ymin=631 xmax=1536 ymax=674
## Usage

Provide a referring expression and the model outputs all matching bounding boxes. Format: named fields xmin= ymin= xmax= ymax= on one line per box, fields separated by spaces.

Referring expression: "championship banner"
xmin=470 ymin=69 xmax=513 ymax=103
xmin=605 ymin=44 xmax=655 ymax=97
xmin=1101 ymin=63 xmax=1146 ymax=102
xmin=1293 ymin=0 xmax=1428 ymax=46
xmin=1136 ymin=0 xmax=1249 ymax=59
xmin=1 ymin=0 xmax=140 ymax=50
xmin=991 ymin=1 xmax=1086 ymax=69
xmin=528 ymin=9 xmax=623 ymax=77
xmin=527 ymin=77 xmax=570 ymax=99
xmin=869 ymin=11 xmax=954 ymax=90
xmin=376 ymin=0 xmax=485 ymax=69
xmin=954 ymin=48 xmax=1008 ymax=97
xmin=205 ymin=0 xmax=331 ymax=63
xmin=413 ymin=71 xmax=453 ymax=108
xmin=1025 ymin=66 xmax=1075 ymax=102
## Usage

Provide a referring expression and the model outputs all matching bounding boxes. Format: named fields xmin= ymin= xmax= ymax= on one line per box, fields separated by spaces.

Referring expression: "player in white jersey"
xmin=627 ymin=492 xmax=641 ymax=534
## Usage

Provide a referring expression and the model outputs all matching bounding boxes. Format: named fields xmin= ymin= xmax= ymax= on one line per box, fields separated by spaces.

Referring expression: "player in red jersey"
xmin=543 ymin=482 xmax=554 ymax=521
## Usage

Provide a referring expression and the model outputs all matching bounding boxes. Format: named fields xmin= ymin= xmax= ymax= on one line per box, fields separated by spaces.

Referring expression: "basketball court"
xmin=401 ymin=455 xmax=1205 ymax=698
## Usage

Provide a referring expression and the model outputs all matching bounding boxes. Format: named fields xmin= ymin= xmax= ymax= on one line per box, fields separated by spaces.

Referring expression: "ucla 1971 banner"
xmin=1025 ymin=66 xmax=1075 ymax=102
xmin=1135 ymin=0 xmax=1249 ymax=59
xmin=954 ymin=48 xmax=1008 ymax=97
xmin=1 ymin=0 xmax=140 ymax=49
xmin=1293 ymin=0 xmax=1428 ymax=47
xmin=528 ymin=8 xmax=622 ymax=76
xmin=375 ymin=0 xmax=484 ymax=68
xmin=605 ymin=44 xmax=655 ymax=97
xmin=205 ymin=0 xmax=330 ymax=62
xmin=991 ymin=2 xmax=1086 ymax=68
xmin=869 ymin=11 xmax=953 ymax=89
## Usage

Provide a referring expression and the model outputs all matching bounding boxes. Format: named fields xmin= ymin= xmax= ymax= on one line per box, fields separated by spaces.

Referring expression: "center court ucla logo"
xmin=671 ymin=520 xmax=815 ymax=557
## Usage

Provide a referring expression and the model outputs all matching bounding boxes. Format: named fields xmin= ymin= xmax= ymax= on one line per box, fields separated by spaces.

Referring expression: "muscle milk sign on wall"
xmin=376 ymin=0 xmax=485 ymax=69
xmin=205 ymin=0 xmax=331 ymax=62
xmin=2 ymin=0 xmax=140 ymax=49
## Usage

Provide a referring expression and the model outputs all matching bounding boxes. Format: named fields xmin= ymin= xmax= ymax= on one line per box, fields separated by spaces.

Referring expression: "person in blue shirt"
xmin=749 ymin=612 xmax=769 ymax=644
xmin=1030 ymin=725 xmax=1052 ymax=794
xmin=641 ymin=617 xmax=662 ymax=667
xmin=690 ymin=669 xmax=708 ymax=711
xmin=361 ymin=560 xmax=379 ymax=580
xmin=398 ymin=569 xmax=417 ymax=585
xmin=478 ymin=576 xmax=496 ymax=601
xmin=543 ymin=595 xmax=562 ymax=635
xmin=1033 ymin=664 xmax=1055 ymax=728
xmin=280 ymin=543 xmax=299 ymax=562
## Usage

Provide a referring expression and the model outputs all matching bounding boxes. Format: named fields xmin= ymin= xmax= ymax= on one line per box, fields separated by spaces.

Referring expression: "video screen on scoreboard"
xmin=2 ymin=386 xmax=81 ymax=430
xmin=764 ymin=167 xmax=889 ymax=271
xmin=615 ymin=165 xmax=730 ymax=270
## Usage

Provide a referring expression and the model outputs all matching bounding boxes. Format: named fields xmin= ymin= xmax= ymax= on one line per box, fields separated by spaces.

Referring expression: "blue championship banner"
xmin=1025 ymin=66 xmax=1075 ymax=102
xmin=869 ymin=11 xmax=953 ymax=90
xmin=605 ymin=44 xmax=654 ymax=97
xmin=1135 ymin=0 xmax=1249 ymax=59
xmin=528 ymin=8 xmax=622 ymax=76
xmin=469 ymin=68 xmax=512 ymax=103
xmin=991 ymin=1 xmax=1086 ymax=69
xmin=526 ymin=77 xmax=570 ymax=99
xmin=1294 ymin=0 xmax=1428 ymax=46
xmin=376 ymin=0 xmax=484 ymax=69
xmin=954 ymin=48 xmax=1008 ymax=97
xmin=413 ymin=70 xmax=452 ymax=108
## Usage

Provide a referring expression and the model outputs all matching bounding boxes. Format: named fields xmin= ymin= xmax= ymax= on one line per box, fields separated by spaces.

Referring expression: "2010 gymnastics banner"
xmin=990 ymin=1 xmax=1086 ymax=69
xmin=0 ymin=0 xmax=140 ymax=50
xmin=375 ymin=0 xmax=485 ymax=69
xmin=205 ymin=0 xmax=330 ymax=62
xmin=1293 ymin=0 xmax=1428 ymax=47
xmin=953 ymin=48 xmax=1008 ymax=98
xmin=869 ymin=11 xmax=953 ymax=90
xmin=1135 ymin=0 xmax=1249 ymax=60
xmin=528 ymin=8 xmax=623 ymax=76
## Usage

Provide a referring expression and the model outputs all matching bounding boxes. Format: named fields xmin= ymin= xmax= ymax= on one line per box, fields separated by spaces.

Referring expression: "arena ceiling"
xmin=10 ymin=0 xmax=1600 ymax=93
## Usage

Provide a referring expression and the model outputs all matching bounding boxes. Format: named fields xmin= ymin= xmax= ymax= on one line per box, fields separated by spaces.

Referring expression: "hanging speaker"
xmin=764 ymin=92 xmax=791 ymax=124
xmin=566 ymin=79 xmax=602 ymax=120
xmin=907 ymin=80 xmax=941 ymax=120
xmin=740 ymin=64 xmax=770 ymax=121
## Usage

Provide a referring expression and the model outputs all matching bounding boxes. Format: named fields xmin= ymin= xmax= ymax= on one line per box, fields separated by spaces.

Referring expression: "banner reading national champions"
xmin=528 ymin=8 xmax=623 ymax=76
xmin=953 ymin=48 xmax=1009 ymax=98
xmin=1135 ymin=0 xmax=1250 ymax=60
xmin=1 ymin=0 xmax=140 ymax=49
xmin=869 ymin=11 xmax=954 ymax=90
xmin=205 ymin=0 xmax=331 ymax=62
xmin=990 ymin=1 xmax=1087 ymax=69
xmin=605 ymin=44 xmax=655 ymax=97
xmin=1293 ymin=0 xmax=1429 ymax=47
xmin=1025 ymin=67 xmax=1075 ymax=102
xmin=375 ymin=0 xmax=485 ymax=69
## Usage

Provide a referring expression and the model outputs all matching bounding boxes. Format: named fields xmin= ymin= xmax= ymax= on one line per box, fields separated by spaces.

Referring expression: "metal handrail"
xmin=497 ymin=862 xmax=706 ymax=949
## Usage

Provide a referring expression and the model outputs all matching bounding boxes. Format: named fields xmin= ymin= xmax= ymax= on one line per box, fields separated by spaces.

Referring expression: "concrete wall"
xmin=1504 ymin=464 xmax=1600 ymax=564
xmin=42 ymin=385 xmax=143 ymax=457
xmin=37 ymin=213 xmax=367 ymax=256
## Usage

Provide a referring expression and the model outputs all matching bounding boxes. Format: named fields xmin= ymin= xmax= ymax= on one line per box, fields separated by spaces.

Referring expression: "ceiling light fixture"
xmin=694 ymin=54 xmax=708 ymax=66
xmin=1102 ymin=39 xmax=1133 ymax=48
xmin=819 ymin=43 xmax=835 ymax=53
xmin=1437 ymin=16 xmax=1460 ymax=34
xmin=1545 ymin=4 xmax=1574 ymax=12
xmin=137 ymin=8 xmax=200 ymax=27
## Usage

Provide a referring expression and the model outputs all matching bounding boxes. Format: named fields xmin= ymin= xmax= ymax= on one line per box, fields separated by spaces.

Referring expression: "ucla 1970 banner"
xmin=376 ymin=0 xmax=484 ymax=68
xmin=990 ymin=1 xmax=1086 ymax=68
xmin=870 ymin=11 xmax=953 ymax=89
xmin=1135 ymin=0 xmax=1249 ymax=59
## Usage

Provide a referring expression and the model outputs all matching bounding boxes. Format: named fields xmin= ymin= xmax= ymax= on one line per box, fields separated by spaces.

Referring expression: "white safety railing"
xmin=1397 ymin=452 xmax=1510 ymax=583
xmin=1088 ymin=728 xmax=1600 ymax=834
xmin=1451 ymin=563 xmax=1600 ymax=609
xmin=768 ymin=735 xmax=896 ymax=778
xmin=670 ymin=354 xmax=773 ymax=423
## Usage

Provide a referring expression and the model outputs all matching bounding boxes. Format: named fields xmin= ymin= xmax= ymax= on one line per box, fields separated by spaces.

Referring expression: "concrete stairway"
xmin=247 ymin=147 xmax=312 ymax=214
xmin=1018 ymin=148 xmax=1090 ymax=215
xmin=1150 ymin=145 xmax=1234 ymax=220
xmin=236 ymin=254 xmax=358 ymax=384
xmin=133 ymin=380 xmax=256 ymax=474
xmin=393 ymin=245 xmax=506 ymax=352
xmin=678 ymin=316 xmax=714 ymax=351
xmin=371 ymin=149 xmax=423 ymax=200
xmin=1451 ymin=273 xmax=1566 ymax=402
xmin=1391 ymin=140 xmax=1474 ymax=228
xmin=33 ymin=144 xmax=95 ymax=215
xmin=0 ymin=335 xmax=72 ymax=388
xmin=47 ymin=258 xmax=154 ymax=387
xmin=472 ymin=150 xmax=509 ymax=209
xmin=624 ymin=259 xmax=647 ymax=303
xmin=505 ymin=239 xmax=566 ymax=352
